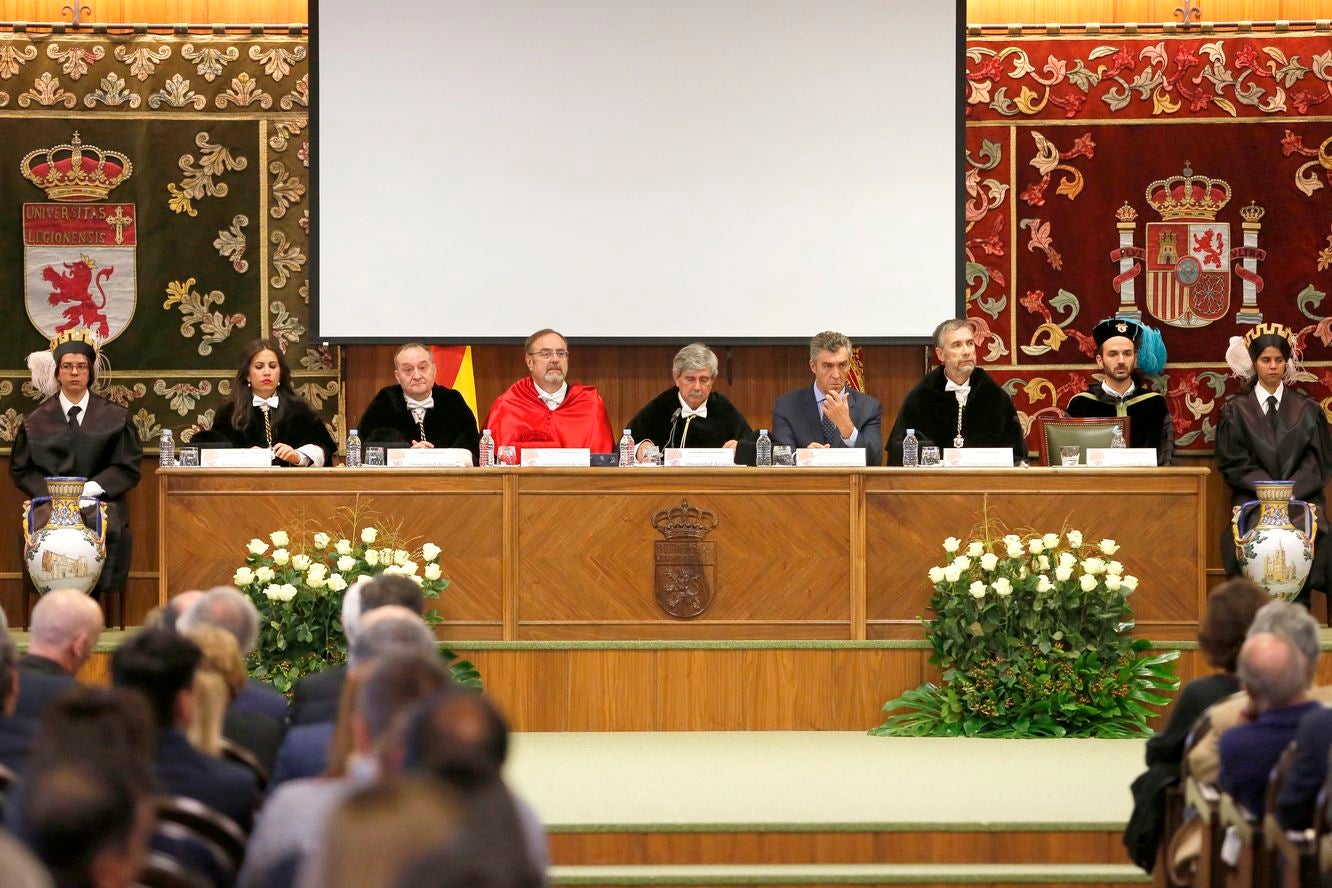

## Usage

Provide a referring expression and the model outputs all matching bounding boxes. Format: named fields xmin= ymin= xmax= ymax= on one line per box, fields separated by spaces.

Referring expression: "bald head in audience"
xmin=161 ymin=590 xmax=204 ymax=631
xmin=1239 ymin=631 xmax=1312 ymax=713
xmin=28 ymin=590 xmax=104 ymax=675
xmin=351 ymin=607 xmax=437 ymax=667
xmin=179 ymin=586 xmax=260 ymax=655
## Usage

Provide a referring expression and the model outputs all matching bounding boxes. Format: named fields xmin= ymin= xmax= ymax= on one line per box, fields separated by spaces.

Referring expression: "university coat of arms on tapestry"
xmin=21 ymin=132 xmax=137 ymax=343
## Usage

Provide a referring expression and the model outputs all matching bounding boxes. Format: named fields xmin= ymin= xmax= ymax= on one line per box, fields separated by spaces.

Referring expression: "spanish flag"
xmin=430 ymin=345 xmax=479 ymax=429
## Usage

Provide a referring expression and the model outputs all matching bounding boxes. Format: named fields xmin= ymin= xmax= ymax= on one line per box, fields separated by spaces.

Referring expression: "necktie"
xmin=820 ymin=411 xmax=840 ymax=446
xmin=411 ymin=407 xmax=427 ymax=441
xmin=1267 ymin=395 xmax=1279 ymax=435
xmin=67 ymin=405 xmax=81 ymax=431
xmin=260 ymin=406 xmax=274 ymax=448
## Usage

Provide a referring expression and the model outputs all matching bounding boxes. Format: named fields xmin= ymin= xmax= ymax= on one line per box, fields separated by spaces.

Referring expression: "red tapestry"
xmin=966 ymin=32 xmax=1332 ymax=454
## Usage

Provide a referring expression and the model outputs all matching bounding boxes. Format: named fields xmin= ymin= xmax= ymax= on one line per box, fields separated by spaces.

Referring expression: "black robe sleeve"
xmin=88 ymin=407 xmax=143 ymax=498
xmin=10 ymin=422 xmax=50 ymax=499
xmin=357 ymin=385 xmax=480 ymax=463
xmin=1215 ymin=397 xmax=1275 ymax=499
xmin=207 ymin=398 xmax=336 ymax=466
xmin=628 ymin=389 xmax=752 ymax=450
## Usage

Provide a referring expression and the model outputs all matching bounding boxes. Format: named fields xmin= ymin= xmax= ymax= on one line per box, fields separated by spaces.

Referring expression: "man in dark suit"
xmin=10 ymin=329 xmax=142 ymax=600
xmin=771 ymin=331 xmax=883 ymax=466
xmin=13 ymin=589 xmax=103 ymax=721
xmin=111 ymin=628 xmax=259 ymax=832
xmin=0 ymin=616 xmax=36 ymax=776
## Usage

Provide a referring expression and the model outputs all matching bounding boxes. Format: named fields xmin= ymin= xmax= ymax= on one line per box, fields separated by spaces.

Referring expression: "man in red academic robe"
xmin=484 ymin=328 xmax=614 ymax=453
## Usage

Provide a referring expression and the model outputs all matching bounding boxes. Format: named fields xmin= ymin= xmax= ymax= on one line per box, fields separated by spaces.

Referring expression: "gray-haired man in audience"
xmin=14 ymin=589 xmax=103 ymax=720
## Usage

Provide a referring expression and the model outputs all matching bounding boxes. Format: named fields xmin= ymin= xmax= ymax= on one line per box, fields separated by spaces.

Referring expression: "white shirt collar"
xmin=1101 ymin=380 xmax=1136 ymax=400
xmin=252 ymin=394 xmax=280 ymax=409
xmin=536 ymin=382 xmax=567 ymax=411
xmin=405 ymin=394 xmax=435 ymax=411
xmin=678 ymin=393 xmax=707 ymax=419
xmin=943 ymin=377 xmax=971 ymax=395
xmin=1256 ymin=382 xmax=1284 ymax=410
xmin=58 ymin=390 xmax=90 ymax=421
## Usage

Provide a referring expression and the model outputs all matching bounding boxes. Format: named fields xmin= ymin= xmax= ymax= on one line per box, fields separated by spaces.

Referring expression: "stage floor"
xmin=506 ymin=732 xmax=1143 ymax=831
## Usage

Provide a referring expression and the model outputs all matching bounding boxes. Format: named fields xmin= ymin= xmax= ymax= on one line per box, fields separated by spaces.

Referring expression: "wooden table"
xmin=159 ymin=466 xmax=1208 ymax=642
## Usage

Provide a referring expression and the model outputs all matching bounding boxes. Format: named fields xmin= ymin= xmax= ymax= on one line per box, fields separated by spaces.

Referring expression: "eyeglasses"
xmin=59 ymin=363 xmax=90 ymax=373
xmin=528 ymin=349 xmax=568 ymax=360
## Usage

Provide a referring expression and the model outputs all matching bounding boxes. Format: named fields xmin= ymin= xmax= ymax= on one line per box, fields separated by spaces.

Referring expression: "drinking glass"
xmin=365 ymin=446 xmax=386 ymax=467
xmin=920 ymin=446 xmax=940 ymax=467
xmin=1059 ymin=445 xmax=1080 ymax=467
xmin=772 ymin=445 xmax=794 ymax=467
xmin=178 ymin=447 xmax=200 ymax=467
xmin=497 ymin=445 xmax=518 ymax=466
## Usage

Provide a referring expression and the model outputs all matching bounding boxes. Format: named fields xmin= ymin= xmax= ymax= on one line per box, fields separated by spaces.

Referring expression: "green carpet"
xmin=547 ymin=863 xmax=1151 ymax=884
xmin=505 ymin=733 xmax=1143 ymax=831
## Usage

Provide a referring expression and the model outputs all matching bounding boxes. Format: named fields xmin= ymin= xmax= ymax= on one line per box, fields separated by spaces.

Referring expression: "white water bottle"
xmin=158 ymin=429 xmax=174 ymax=467
xmin=902 ymin=428 xmax=919 ymax=467
xmin=755 ymin=429 xmax=772 ymax=466
xmin=618 ymin=429 xmax=635 ymax=467
xmin=479 ymin=428 xmax=495 ymax=467
xmin=1110 ymin=425 xmax=1126 ymax=449
xmin=345 ymin=428 xmax=362 ymax=467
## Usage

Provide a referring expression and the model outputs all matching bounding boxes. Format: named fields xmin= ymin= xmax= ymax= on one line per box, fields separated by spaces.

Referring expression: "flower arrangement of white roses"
xmin=234 ymin=520 xmax=479 ymax=693
xmin=872 ymin=526 xmax=1178 ymax=738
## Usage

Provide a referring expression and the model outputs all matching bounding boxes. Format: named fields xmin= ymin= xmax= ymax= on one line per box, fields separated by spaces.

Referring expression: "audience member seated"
xmin=14 ymin=589 xmax=103 ymax=721
xmin=1219 ymin=605 xmax=1322 ymax=815
xmin=1124 ymin=578 xmax=1269 ymax=869
xmin=289 ymin=575 xmax=426 ymax=726
xmin=1275 ymin=704 xmax=1332 ymax=830
xmin=185 ymin=624 xmax=281 ymax=778
xmin=317 ymin=778 xmax=462 ymax=888
xmin=160 ymin=591 xmax=205 ymax=632
xmin=0 ymin=827 xmax=52 ymax=888
xmin=112 ymin=628 xmax=259 ymax=832
xmin=23 ymin=762 xmax=155 ymax=888
xmin=273 ymin=606 xmax=438 ymax=786
xmin=240 ymin=653 xmax=452 ymax=888
xmin=179 ymin=586 xmax=288 ymax=724
xmin=0 ymin=620 xmax=36 ymax=778
xmin=1187 ymin=599 xmax=1332 ymax=784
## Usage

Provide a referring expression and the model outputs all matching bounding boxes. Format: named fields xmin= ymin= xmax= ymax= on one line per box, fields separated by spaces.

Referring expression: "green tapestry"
xmin=0 ymin=30 xmax=335 ymax=451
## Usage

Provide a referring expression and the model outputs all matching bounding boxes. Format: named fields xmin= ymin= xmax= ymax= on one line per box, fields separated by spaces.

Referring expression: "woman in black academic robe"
xmin=201 ymin=339 xmax=336 ymax=466
xmin=1215 ymin=326 xmax=1332 ymax=598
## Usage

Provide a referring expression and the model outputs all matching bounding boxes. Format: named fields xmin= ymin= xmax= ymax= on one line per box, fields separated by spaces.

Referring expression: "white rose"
xmin=1028 ymin=538 xmax=1044 ymax=555
xmin=952 ymin=556 xmax=971 ymax=572
xmin=943 ymin=537 xmax=961 ymax=553
xmin=326 ymin=574 xmax=348 ymax=593
xmin=1003 ymin=534 xmax=1021 ymax=547
xmin=337 ymin=555 xmax=356 ymax=573
xmin=1018 ymin=566 xmax=1029 ymax=580
xmin=1080 ymin=558 xmax=1104 ymax=575
xmin=421 ymin=543 xmax=441 ymax=562
xmin=306 ymin=571 xmax=327 ymax=589
xmin=233 ymin=567 xmax=255 ymax=587
xmin=1066 ymin=530 xmax=1083 ymax=548
xmin=1106 ymin=560 xmax=1124 ymax=577
xmin=966 ymin=541 xmax=984 ymax=558
xmin=1058 ymin=551 xmax=1077 ymax=570
xmin=1038 ymin=555 xmax=1051 ymax=571
xmin=410 ymin=575 xmax=424 ymax=586
xmin=279 ymin=583 xmax=298 ymax=602
xmin=270 ymin=530 xmax=290 ymax=548
xmin=1055 ymin=565 xmax=1072 ymax=582
xmin=1123 ymin=575 xmax=1139 ymax=592
xmin=381 ymin=564 xmax=402 ymax=576
xmin=262 ymin=584 xmax=281 ymax=600
xmin=1036 ymin=575 xmax=1053 ymax=593
xmin=1005 ymin=542 xmax=1023 ymax=559
xmin=927 ymin=566 xmax=946 ymax=584
xmin=401 ymin=560 xmax=418 ymax=576
xmin=246 ymin=538 xmax=269 ymax=556
xmin=424 ymin=563 xmax=442 ymax=581
xmin=313 ymin=532 xmax=331 ymax=550
xmin=291 ymin=553 xmax=311 ymax=571
xmin=980 ymin=553 xmax=999 ymax=571
xmin=1042 ymin=533 xmax=1059 ymax=549
xmin=393 ymin=549 xmax=410 ymax=566
xmin=1079 ymin=573 xmax=1098 ymax=592
xmin=943 ymin=565 xmax=962 ymax=583
xmin=272 ymin=548 xmax=290 ymax=566
xmin=1105 ymin=575 xmax=1123 ymax=591
xmin=364 ymin=549 xmax=380 ymax=566
xmin=1099 ymin=539 xmax=1120 ymax=555
xmin=255 ymin=566 xmax=276 ymax=584
xmin=993 ymin=577 xmax=1012 ymax=597
xmin=361 ymin=527 xmax=378 ymax=544
xmin=307 ymin=562 xmax=328 ymax=580
xmin=969 ymin=581 xmax=986 ymax=599
xmin=335 ymin=539 xmax=353 ymax=556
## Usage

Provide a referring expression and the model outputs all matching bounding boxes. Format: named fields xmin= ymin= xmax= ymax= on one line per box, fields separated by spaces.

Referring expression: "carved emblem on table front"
xmin=651 ymin=500 xmax=718 ymax=618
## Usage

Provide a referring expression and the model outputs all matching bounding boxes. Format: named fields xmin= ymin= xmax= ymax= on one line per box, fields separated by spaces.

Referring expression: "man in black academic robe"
xmin=1065 ymin=317 xmax=1174 ymax=465
xmin=10 ymin=333 xmax=142 ymax=600
xmin=887 ymin=319 xmax=1027 ymax=465
xmin=357 ymin=343 xmax=479 ymax=463
xmin=627 ymin=343 xmax=754 ymax=461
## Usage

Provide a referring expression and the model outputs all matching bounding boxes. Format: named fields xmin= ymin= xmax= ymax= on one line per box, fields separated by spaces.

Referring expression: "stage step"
xmin=548 ymin=862 xmax=1151 ymax=886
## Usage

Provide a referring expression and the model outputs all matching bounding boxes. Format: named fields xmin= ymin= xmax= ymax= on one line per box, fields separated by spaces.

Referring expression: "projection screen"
xmin=311 ymin=0 xmax=962 ymax=342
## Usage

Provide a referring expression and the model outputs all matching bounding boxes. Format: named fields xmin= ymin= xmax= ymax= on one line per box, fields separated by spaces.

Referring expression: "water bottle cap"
xmin=162 ymin=429 xmax=172 ymax=436
xmin=907 ymin=429 xmax=914 ymax=435
xmin=482 ymin=428 xmax=490 ymax=435
xmin=759 ymin=429 xmax=768 ymax=435
xmin=623 ymin=429 xmax=632 ymax=435
xmin=349 ymin=429 xmax=357 ymax=436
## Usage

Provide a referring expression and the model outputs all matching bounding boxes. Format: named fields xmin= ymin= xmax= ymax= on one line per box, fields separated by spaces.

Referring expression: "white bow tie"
xmin=406 ymin=397 xmax=434 ymax=411
xmin=681 ymin=404 xmax=707 ymax=419
xmin=253 ymin=395 xmax=279 ymax=409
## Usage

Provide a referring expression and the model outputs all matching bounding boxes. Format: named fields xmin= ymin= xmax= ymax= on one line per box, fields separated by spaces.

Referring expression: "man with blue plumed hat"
xmin=1065 ymin=316 xmax=1174 ymax=465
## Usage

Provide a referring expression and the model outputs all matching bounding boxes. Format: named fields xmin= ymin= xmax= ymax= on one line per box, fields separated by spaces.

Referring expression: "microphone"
xmin=667 ymin=408 xmax=682 ymax=448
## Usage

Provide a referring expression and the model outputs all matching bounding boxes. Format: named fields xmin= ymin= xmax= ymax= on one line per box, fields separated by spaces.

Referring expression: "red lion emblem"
xmin=44 ymin=256 xmax=112 ymax=339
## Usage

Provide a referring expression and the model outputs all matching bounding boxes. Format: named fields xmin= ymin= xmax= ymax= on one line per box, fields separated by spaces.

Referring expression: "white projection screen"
xmin=311 ymin=1 xmax=962 ymax=343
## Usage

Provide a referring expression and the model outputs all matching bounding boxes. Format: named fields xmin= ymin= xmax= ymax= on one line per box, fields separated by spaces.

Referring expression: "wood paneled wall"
xmin=968 ymin=0 xmax=1323 ymax=24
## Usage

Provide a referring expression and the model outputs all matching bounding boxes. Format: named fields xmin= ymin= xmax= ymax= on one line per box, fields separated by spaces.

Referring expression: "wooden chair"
xmin=1218 ymin=742 xmax=1298 ymax=888
xmin=152 ymin=820 xmax=236 ymax=886
xmin=154 ymin=795 xmax=247 ymax=874
xmin=1314 ymin=763 xmax=1332 ymax=888
xmin=1264 ymin=744 xmax=1316 ymax=888
xmin=134 ymin=851 xmax=211 ymax=888
xmin=1037 ymin=415 xmax=1130 ymax=466
xmin=220 ymin=738 xmax=269 ymax=794
xmin=1157 ymin=712 xmax=1213 ymax=887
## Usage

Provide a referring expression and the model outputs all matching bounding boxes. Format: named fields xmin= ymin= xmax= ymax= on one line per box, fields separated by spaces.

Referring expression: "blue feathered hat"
xmin=1092 ymin=316 xmax=1166 ymax=376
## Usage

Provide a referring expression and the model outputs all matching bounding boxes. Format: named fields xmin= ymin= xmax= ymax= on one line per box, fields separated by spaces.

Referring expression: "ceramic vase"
xmin=1233 ymin=479 xmax=1317 ymax=603
xmin=22 ymin=476 xmax=106 ymax=596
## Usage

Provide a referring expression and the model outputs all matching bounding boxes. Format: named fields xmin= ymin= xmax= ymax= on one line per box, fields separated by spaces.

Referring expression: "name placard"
xmin=386 ymin=448 xmax=473 ymax=468
xmin=200 ymin=448 xmax=274 ymax=468
xmin=1085 ymin=447 xmax=1157 ymax=467
xmin=795 ymin=447 xmax=867 ymax=467
xmin=942 ymin=448 xmax=1014 ymax=468
xmin=520 ymin=448 xmax=591 ymax=467
xmin=664 ymin=448 xmax=735 ymax=467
